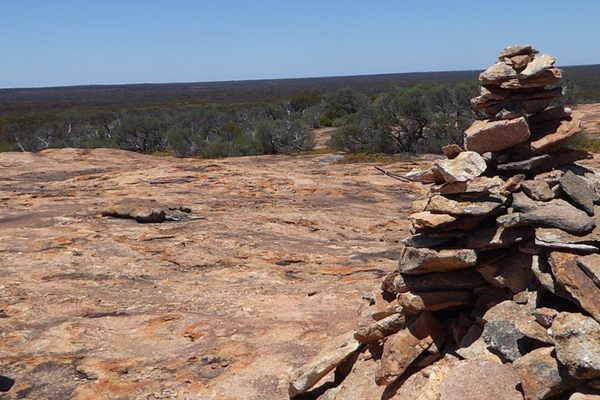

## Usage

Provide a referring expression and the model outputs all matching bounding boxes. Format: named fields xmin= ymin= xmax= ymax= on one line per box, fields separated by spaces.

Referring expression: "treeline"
xmin=0 ymin=100 xmax=320 ymax=156
xmin=324 ymin=82 xmax=478 ymax=153
xmin=0 ymin=75 xmax=591 ymax=156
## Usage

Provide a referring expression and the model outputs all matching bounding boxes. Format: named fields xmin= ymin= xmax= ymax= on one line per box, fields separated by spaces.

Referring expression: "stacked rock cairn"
xmin=289 ymin=45 xmax=600 ymax=400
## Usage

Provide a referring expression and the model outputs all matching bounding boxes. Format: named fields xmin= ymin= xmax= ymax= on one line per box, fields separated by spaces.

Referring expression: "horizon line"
xmin=2 ymin=63 xmax=600 ymax=91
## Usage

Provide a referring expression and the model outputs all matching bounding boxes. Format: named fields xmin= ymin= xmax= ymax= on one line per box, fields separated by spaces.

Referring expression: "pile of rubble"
xmin=288 ymin=45 xmax=600 ymax=400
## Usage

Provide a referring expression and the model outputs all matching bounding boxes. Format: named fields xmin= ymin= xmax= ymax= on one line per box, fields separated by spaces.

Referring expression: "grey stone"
xmin=496 ymin=149 xmax=592 ymax=176
xmin=560 ymin=170 xmax=595 ymax=216
xmin=498 ymin=195 xmax=596 ymax=235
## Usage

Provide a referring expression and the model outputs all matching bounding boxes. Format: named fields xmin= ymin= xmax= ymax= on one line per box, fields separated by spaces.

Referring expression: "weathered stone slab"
xmin=375 ymin=311 xmax=445 ymax=386
xmin=498 ymin=195 xmax=595 ymax=235
xmin=389 ymin=269 xmax=485 ymax=293
xmin=560 ymin=170 xmax=595 ymax=215
xmin=496 ymin=149 xmax=592 ymax=176
xmin=399 ymin=247 xmax=477 ymax=275
xmin=529 ymin=106 xmax=572 ymax=125
xmin=476 ymin=250 xmax=534 ymax=293
xmin=320 ymin=350 xmax=385 ymax=400
xmin=479 ymin=61 xmax=517 ymax=83
xmin=520 ymin=53 xmax=556 ymax=78
xmin=498 ymin=68 xmax=562 ymax=89
xmin=405 ymin=166 xmax=444 ymax=183
xmin=430 ymin=176 xmax=504 ymax=196
xmin=498 ymin=44 xmax=538 ymax=60
xmin=553 ymin=312 xmax=600 ymax=380
xmin=433 ymin=151 xmax=488 ymax=183
xmin=355 ymin=313 xmax=405 ymax=344
xmin=425 ymin=194 xmax=506 ymax=216
xmin=531 ymin=255 xmax=575 ymax=300
xmin=440 ymin=360 xmax=524 ymax=400
xmin=578 ymin=254 xmax=600 ymax=289
xmin=391 ymin=356 xmax=460 ymax=400
xmin=464 ymin=117 xmax=530 ymax=154
xmin=398 ymin=291 xmax=472 ymax=313
xmin=288 ymin=332 xmax=363 ymax=397
xmin=549 ymin=252 xmax=600 ymax=322
xmin=535 ymin=225 xmax=600 ymax=253
xmin=513 ymin=346 xmax=576 ymax=400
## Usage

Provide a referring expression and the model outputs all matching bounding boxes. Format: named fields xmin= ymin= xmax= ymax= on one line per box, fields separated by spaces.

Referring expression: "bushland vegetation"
xmin=1 ymin=65 xmax=598 ymax=156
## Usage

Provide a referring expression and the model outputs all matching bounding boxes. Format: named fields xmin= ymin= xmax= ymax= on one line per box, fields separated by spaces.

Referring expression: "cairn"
xmin=288 ymin=45 xmax=600 ymax=400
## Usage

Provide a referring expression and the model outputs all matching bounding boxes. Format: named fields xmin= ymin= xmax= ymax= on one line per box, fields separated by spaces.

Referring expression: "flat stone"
xmin=531 ymin=255 xmax=575 ymax=300
xmin=405 ymin=166 xmax=444 ymax=183
xmin=390 ymin=356 xmax=460 ymax=400
xmin=560 ymin=170 xmax=595 ymax=215
xmin=535 ymin=225 xmax=600 ymax=253
xmin=479 ymin=61 xmax=518 ymax=83
xmin=288 ymin=332 xmax=363 ymax=397
xmin=389 ymin=269 xmax=485 ymax=293
xmin=476 ymin=250 xmax=534 ymax=293
xmin=498 ymin=45 xmax=539 ymax=60
xmin=521 ymin=180 xmax=555 ymax=201
xmin=355 ymin=313 xmax=405 ymax=344
xmin=464 ymin=117 xmax=530 ymax=154
xmin=398 ymin=291 xmax=472 ymax=313
xmin=549 ymin=252 xmax=600 ymax=322
xmin=512 ymin=118 xmax=581 ymax=157
xmin=402 ymin=233 xmax=455 ymax=248
xmin=320 ymin=350 xmax=386 ymax=400
xmin=473 ymin=87 xmax=563 ymax=115
xmin=513 ymin=346 xmax=576 ymax=400
xmin=430 ymin=176 xmax=505 ymax=196
xmin=464 ymin=225 xmax=533 ymax=249
xmin=498 ymin=68 xmax=562 ymax=89
xmin=410 ymin=211 xmax=457 ymax=232
xmin=421 ymin=225 xmax=533 ymax=250
xmin=440 ymin=360 xmax=523 ymax=400
xmin=496 ymin=149 xmax=592 ymax=176
xmin=520 ymin=53 xmax=556 ymax=78
xmin=498 ymin=195 xmax=596 ymax=235
xmin=578 ymin=254 xmax=600 ymax=289
xmin=553 ymin=312 xmax=600 ymax=380
xmin=399 ymin=247 xmax=477 ymax=275
xmin=375 ymin=311 xmax=445 ymax=386
xmin=425 ymin=194 xmax=506 ymax=216
xmin=433 ymin=151 xmax=488 ymax=183
xmin=529 ymin=106 xmax=572 ymax=126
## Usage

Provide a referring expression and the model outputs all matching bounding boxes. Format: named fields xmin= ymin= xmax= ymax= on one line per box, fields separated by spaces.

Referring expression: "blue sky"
xmin=1 ymin=0 xmax=599 ymax=88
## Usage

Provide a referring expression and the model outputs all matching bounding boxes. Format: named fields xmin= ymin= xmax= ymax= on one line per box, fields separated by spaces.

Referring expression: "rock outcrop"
xmin=288 ymin=45 xmax=600 ymax=399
